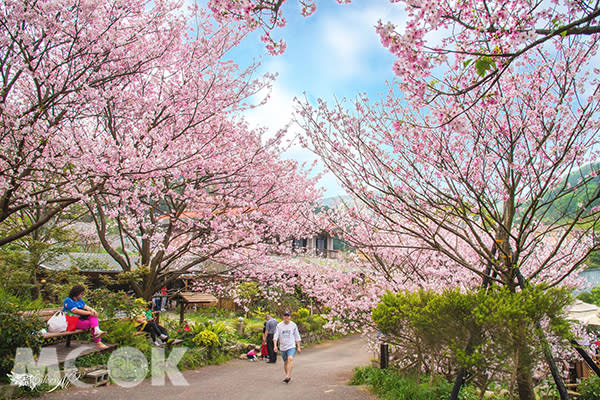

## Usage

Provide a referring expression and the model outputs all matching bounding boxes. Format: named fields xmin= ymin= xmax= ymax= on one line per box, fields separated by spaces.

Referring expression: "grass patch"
xmin=349 ymin=366 xmax=479 ymax=400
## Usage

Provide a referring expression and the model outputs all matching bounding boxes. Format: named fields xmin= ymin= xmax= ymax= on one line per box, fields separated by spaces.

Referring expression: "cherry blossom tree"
xmin=0 ymin=0 xmax=201 ymax=246
xmin=194 ymin=255 xmax=390 ymax=333
xmin=1 ymin=0 xmax=322 ymax=301
xmin=88 ymin=122 xmax=321 ymax=299
xmin=208 ymin=2 xmax=600 ymax=398
xmin=295 ymin=46 xmax=599 ymax=398
xmin=209 ymin=0 xmax=599 ymax=111
xmin=72 ymin=10 xmax=322 ymax=298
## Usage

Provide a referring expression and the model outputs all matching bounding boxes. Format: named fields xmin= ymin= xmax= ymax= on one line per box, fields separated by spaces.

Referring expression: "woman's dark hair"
xmin=68 ymin=284 xmax=86 ymax=299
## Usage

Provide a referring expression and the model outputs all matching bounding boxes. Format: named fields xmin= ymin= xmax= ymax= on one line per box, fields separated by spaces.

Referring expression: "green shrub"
xmin=203 ymin=321 xmax=227 ymax=338
xmin=0 ymin=287 xmax=46 ymax=311
xmin=172 ymin=322 xmax=196 ymax=347
xmin=371 ymin=286 xmax=572 ymax=384
xmin=74 ymin=352 xmax=111 ymax=368
xmin=203 ymin=321 xmax=237 ymax=346
xmin=176 ymin=347 xmax=232 ymax=369
xmin=349 ymin=366 xmax=478 ymax=400
xmin=285 ymin=306 xmax=328 ymax=336
xmin=307 ymin=314 xmax=326 ymax=332
xmin=534 ymin=380 xmax=559 ymax=400
xmin=102 ymin=319 xmax=151 ymax=352
xmin=85 ymin=289 xmax=135 ymax=319
xmin=265 ymin=294 xmax=301 ymax=316
xmin=237 ymin=318 xmax=265 ymax=343
xmin=178 ymin=347 xmax=206 ymax=370
xmin=193 ymin=330 xmax=220 ymax=348
xmin=41 ymin=268 xmax=88 ymax=304
xmin=6 ymin=382 xmax=55 ymax=398
xmin=579 ymin=375 xmax=600 ymax=400
xmin=0 ymin=298 xmax=44 ymax=380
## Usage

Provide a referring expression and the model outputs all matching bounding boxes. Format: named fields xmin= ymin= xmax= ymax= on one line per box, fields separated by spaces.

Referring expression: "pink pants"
xmin=76 ymin=316 xmax=102 ymax=343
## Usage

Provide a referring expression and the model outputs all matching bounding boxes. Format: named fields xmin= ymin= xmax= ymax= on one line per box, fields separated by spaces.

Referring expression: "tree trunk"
xmin=539 ymin=328 xmax=569 ymax=399
xmin=571 ymin=339 xmax=600 ymax=377
xmin=515 ymin=340 xmax=536 ymax=400
xmin=449 ymin=368 xmax=466 ymax=400
xmin=514 ymin=269 xmax=569 ymax=398
xmin=30 ymin=266 xmax=40 ymax=300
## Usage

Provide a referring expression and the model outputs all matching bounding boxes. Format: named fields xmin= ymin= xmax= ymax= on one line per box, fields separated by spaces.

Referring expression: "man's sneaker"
xmin=154 ymin=341 xmax=162 ymax=347
xmin=159 ymin=334 xmax=168 ymax=340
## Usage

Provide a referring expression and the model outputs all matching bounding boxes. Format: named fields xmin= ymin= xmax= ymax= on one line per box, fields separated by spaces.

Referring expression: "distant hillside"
xmin=319 ymin=195 xmax=353 ymax=209
xmin=537 ymin=162 xmax=600 ymax=222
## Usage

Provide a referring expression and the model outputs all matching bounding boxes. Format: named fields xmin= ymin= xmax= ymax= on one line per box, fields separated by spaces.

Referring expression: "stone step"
xmin=83 ymin=369 xmax=109 ymax=386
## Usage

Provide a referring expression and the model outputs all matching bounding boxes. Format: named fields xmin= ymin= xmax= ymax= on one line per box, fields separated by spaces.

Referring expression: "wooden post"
xmin=380 ymin=343 xmax=389 ymax=369
xmin=179 ymin=300 xmax=185 ymax=325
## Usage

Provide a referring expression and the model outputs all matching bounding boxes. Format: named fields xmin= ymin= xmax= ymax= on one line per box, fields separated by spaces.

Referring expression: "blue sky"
xmin=225 ymin=1 xmax=405 ymax=197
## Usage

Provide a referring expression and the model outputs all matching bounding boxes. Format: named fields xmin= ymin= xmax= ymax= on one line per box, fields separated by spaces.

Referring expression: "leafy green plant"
xmin=172 ymin=322 xmax=197 ymax=347
xmin=534 ymin=380 xmax=559 ymax=400
xmin=296 ymin=307 xmax=310 ymax=319
xmin=0 ymin=287 xmax=46 ymax=311
xmin=579 ymin=375 xmax=600 ymax=400
xmin=42 ymin=268 xmax=89 ymax=304
xmin=349 ymin=366 xmax=478 ymax=400
xmin=85 ymin=289 xmax=137 ymax=319
xmin=102 ymin=318 xmax=151 ymax=351
xmin=74 ymin=352 xmax=111 ymax=368
xmin=178 ymin=347 xmax=207 ymax=370
xmin=371 ymin=285 xmax=572 ymax=387
xmin=0 ymin=298 xmax=44 ymax=380
xmin=236 ymin=281 xmax=263 ymax=312
xmin=193 ymin=330 xmax=220 ymax=348
xmin=292 ymin=307 xmax=326 ymax=335
xmin=236 ymin=318 xmax=265 ymax=343
xmin=0 ymin=251 xmax=36 ymax=301
xmin=201 ymin=320 xmax=238 ymax=346
xmin=8 ymin=382 xmax=55 ymax=398
xmin=578 ymin=286 xmax=600 ymax=307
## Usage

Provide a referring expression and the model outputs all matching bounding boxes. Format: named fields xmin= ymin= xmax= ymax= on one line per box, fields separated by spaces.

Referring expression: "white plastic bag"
xmin=47 ymin=312 xmax=67 ymax=333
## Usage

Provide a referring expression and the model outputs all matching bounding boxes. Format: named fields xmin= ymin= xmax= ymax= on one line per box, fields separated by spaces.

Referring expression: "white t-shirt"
xmin=274 ymin=321 xmax=301 ymax=351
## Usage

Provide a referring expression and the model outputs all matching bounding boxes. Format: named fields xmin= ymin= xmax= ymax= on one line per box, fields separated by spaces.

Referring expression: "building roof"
xmin=39 ymin=252 xmax=126 ymax=273
xmin=173 ymin=292 xmax=218 ymax=304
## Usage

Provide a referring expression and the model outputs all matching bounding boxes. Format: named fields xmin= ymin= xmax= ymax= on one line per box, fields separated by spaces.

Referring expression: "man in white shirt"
xmin=273 ymin=310 xmax=302 ymax=383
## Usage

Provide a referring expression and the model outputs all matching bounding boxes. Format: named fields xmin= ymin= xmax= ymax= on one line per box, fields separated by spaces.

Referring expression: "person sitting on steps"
xmin=134 ymin=303 xmax=170 ymax=346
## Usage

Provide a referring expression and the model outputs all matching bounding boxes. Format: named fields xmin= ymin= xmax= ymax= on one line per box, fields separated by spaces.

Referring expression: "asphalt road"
xmin=41 ymin=335 xmax=377 ymax=400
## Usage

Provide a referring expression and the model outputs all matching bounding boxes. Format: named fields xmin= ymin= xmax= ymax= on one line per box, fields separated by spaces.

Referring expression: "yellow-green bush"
xmin=193 ymin=330 xmax=220 ymax=348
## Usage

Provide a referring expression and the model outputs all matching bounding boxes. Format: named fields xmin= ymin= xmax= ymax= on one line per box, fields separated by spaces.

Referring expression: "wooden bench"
xmin=21 ymin=308 xmax=87 ymax=348
xmin=21 ymin=308 xmax=117 ymax=365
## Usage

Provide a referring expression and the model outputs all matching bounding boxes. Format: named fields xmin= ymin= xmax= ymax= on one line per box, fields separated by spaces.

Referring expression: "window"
xmin=316 ymin=236 xmax=328 ymax=257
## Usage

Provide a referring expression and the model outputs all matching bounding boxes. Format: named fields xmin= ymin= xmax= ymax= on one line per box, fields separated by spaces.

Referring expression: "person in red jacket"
xmin=160 ymin=286 xmax=168 ymax=311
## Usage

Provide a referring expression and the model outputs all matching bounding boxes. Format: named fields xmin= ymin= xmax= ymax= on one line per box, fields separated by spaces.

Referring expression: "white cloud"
xmin=243 ymin=78 xmax=346 ymax=197
xmin=320 ymin=20 xmax=369 ymax=78
xmin=299 ymin=1 xmax=404 ymax=92
xmin=238 ymin=1 xmax=408 ymax=198
xmin=244 ymin=74 xmax=295 ymax=137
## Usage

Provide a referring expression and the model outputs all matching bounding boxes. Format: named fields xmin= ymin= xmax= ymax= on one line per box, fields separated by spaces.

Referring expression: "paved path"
xmin=41 ymin=335 xmax=376 ymax=400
